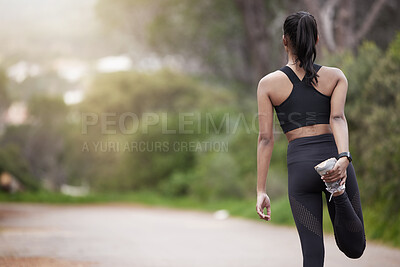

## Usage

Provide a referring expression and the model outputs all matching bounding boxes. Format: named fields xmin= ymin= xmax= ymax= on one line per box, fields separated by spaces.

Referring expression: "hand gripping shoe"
xmin=314 ymin=157 xmax=346 ymax=202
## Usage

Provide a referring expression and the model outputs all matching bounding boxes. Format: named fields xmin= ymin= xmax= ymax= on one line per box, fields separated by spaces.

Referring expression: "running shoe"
xmin=314 ymin=157 xmax=346 ymax=202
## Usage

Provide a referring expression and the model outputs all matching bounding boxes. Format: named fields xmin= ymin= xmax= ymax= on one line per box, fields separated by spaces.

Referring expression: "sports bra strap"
xmin=279 ymin=66 xmax=300 ymax=84
xmin=314 ymin=63 xmax=322 ymax=72
xmin=279 ymin=63 xmax=322 ymax=85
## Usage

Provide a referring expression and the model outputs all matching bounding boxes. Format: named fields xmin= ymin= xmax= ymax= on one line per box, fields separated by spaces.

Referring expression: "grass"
xmin=1 ymin=190 xmax=399 ymax=248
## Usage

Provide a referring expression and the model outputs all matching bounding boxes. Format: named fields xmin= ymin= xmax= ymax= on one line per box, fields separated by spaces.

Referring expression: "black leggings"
xmin=287 ymin=133 xmax=366 ymax=267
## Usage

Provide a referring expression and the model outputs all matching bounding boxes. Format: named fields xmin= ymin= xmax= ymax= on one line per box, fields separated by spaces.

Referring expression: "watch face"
xmin=345 ymin=153 xmax=352 ymax=161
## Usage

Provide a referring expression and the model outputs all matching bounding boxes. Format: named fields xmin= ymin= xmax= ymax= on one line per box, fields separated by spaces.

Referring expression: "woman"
xmin=256 ymin=11 xmax=366 ymax=267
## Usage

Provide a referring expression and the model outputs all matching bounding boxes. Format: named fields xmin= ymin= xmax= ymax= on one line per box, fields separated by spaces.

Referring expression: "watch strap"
xmin=337 ymin=152 xmax=352 ymax=162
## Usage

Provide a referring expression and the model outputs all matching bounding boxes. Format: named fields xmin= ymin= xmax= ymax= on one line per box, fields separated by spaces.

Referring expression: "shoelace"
xmin=325 ymin=181 xmax=346 ymax=202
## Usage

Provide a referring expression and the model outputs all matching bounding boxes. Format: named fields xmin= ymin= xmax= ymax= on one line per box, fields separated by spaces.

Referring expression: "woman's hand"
xmin=256 ymin=192 xmax=271 ymax=221
xmin=321 ymin=157 xmax=349 ymax=186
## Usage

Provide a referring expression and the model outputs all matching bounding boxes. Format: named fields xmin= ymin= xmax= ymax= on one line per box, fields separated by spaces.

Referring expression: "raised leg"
xmin=325 ymin=162 xmax=366 ymax=258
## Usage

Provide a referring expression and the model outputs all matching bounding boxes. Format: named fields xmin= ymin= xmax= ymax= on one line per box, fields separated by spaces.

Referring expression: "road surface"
xmin=0 ymin=203 xmax=399 ymax=267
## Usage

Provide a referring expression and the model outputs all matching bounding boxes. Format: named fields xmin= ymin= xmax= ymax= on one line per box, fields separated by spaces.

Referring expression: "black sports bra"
xmin=273 ymin=64 xmax=331 ymax=133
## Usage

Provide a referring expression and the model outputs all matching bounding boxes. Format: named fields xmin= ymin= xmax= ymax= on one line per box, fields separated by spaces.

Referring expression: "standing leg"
xmin=325 ymin=162 xmax=366 ymax=258
xmin=288 ymin=158 xmax=326 ymax=267
xmin=289 ymin=192 xmax=324 ymax=267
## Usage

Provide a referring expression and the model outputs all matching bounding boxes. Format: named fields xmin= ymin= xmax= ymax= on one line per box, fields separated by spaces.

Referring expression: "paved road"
xmin=0 ymin=203 xmax=399 ymax=267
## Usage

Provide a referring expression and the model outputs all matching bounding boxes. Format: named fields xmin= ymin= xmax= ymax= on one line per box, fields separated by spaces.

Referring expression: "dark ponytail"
xmin=284 ymin=11 xmax=319 ymax=86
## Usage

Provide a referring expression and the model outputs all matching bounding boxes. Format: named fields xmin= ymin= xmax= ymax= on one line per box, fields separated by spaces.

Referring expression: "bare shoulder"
xmin=257 ymin=70 xmax=288 ymax=96
xmin=319 ymin=66 xmax=347 ymax=82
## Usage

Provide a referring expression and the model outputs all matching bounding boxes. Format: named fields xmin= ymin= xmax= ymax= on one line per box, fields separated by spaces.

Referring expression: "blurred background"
xmin=0 ymin=0 xmax=399 ymax=248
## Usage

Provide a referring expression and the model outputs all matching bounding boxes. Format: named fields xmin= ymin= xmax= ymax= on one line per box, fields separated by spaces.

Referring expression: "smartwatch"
xmin=337 ymin=152 xmax=352 ymax=162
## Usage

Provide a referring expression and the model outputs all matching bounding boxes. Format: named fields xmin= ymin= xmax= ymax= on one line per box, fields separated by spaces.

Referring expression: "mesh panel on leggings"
xmin=351 ymin=191 xmax=361 ymax=216
xmin=347 ymin=191 xmax=363 ymax=233
xmin=345 ymin=219 xmax=363 ymax=232
xmin=289 ymin=195 xmax=322 ymax=237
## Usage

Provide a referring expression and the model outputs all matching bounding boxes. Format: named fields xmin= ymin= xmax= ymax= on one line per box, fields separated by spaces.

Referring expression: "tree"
xmin=0 ymin=69 xmax=11 ymax=131
xmin=79 ymin=68 xmax=236 ymax=191
xmin=96 ymin=0 xmax=291 ymax=91
xmin=96 ymin=0 xmax=397 ymax=92
xmin=0 ymin=96 xmax=69 ymax=190
xmin=302 ymin=0 xmax=391 ymax=52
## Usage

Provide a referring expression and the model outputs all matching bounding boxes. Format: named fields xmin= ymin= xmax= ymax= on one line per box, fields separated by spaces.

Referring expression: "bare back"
xmin=265 ymin=65 xmax=342 ymax=142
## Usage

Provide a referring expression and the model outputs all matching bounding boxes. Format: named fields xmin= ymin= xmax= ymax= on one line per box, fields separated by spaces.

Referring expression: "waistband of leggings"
xmin=288 ymin=133 xmax=335 ymax=146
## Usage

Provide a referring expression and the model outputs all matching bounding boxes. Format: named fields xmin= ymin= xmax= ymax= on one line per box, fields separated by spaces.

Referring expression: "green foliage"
xmin=78 ymin=68 xmax=290 ymax=201
xmin=158 ymin=171 xmax=194 ymax=197
xmin=353 ymin=33 xmax=400 ymax=213
xmin=83 ymin=68 xmax=234 ymax=115
xmin=0 ymin=95 xmax=73 ymax=190
xmin=0 ymin=68 xmax=11 ymax=112
xmin=0 ymin=144 xmax=39 ymax=190
xmin=96 ymin=0 xmax=247 ymax=82
xmin=146 ymin=0 xmax=245 ymax=72
xmin=188 ymin=150 xmax=244 ymax=200
xmin=28 ymin=95 xmax=69 ymax=127
xmin=363 ymin=202 xmax=400 ymax=247
xmin=323 ymin=33 xmax=400 ymax=245
xmin=119 ymin=115 xmax=198 ymax=191
xmin=80 ymin=68 xmax=237 ymax=192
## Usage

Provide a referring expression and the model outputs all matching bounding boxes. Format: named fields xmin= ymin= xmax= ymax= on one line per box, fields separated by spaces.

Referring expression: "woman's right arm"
xmin=256 ymin=76 xmax=274 ymax=221
xmin=322 ymin=68 xmax=350 ymax=185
